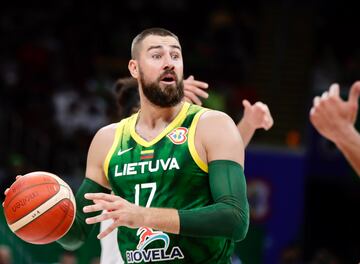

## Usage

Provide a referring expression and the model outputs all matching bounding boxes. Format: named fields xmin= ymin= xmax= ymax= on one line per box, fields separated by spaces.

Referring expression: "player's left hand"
xmin=83 ymin=192 xmax=144 ymax=239
xmin=242 ymin=100 xmax=274 ymax=130
xmin=183 ymin=75 xmax=209 ymax=105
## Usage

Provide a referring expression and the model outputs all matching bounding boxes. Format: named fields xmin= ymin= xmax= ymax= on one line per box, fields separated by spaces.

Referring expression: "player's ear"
xmin=128 ymin=60 xmax=139 ymax=78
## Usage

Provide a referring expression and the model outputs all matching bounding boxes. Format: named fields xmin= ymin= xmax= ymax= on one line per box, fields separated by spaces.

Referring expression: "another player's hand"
xmin=2 ymin=175 xmax=22 ymax=207
xmin=84 ymin=192 xmax=144 ymax=239
xmin=310 ymin=81 xmax=360 ymax=143
xmin=241 ymin=100 xmax=273 ymax=130
xmin=183 ymin=75 xmax=209 ymax=105
xmin=310 ymin=82 xmax=360 ymax=143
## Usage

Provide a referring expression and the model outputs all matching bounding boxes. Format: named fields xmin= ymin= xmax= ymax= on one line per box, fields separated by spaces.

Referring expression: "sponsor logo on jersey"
xmin=126 ymin=227 xmax=184 ymax=263
xmin=167 ymin=127 xmax=188 ymax=145
xmin=114 ymin=157 xmax=180 ymax=177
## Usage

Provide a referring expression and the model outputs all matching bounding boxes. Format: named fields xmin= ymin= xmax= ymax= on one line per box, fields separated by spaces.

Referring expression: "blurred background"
xmin=0 ymin=1 xmax=359 ymax=263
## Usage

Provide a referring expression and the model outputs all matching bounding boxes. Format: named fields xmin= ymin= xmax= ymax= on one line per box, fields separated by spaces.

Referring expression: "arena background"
xmin=0 ymin=1 xmax=359 ymax=263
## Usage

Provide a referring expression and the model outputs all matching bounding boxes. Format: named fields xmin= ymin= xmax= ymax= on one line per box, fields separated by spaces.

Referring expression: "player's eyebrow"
xmin=147 ymin=45 xmax=182 ymax=52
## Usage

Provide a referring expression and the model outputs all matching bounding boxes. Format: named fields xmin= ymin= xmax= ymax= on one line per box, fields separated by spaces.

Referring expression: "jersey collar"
xmin=130 ymin=102 xmax=190 ymax=148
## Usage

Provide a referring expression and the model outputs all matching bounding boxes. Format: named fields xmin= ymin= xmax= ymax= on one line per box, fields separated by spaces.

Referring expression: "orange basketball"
xmin=3 ymin=171 xmax=76 ymax=244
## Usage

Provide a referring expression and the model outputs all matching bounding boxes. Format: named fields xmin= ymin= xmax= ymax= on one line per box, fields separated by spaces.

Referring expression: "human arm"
xmin=178 ymin=111 xmax=248 ymax=241
xmin=237 ymin=99 xmax=274 ymax=146
xmin=183 ymin=75 xmax=209 ymax=105
xmin=310 ymin=81 xmax=360 ymax=176
xmin=84 ymin=111 xmax=249 ymax=241
xmin=56 ymin=124 xmax=115 ymax=250
xmin=334 ymin=126 xmax=360 ymax=176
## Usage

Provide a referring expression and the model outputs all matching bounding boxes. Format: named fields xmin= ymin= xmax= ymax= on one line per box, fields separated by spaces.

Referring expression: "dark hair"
xmin=131 ymin=28 xmax=179 ymax=59
xmin=114 ymin=77 xmax=140 ymax=119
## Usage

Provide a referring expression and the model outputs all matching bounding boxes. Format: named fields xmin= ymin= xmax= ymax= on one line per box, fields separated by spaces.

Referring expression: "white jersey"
xmin=100 ymin=212 xmax=124 ymax=264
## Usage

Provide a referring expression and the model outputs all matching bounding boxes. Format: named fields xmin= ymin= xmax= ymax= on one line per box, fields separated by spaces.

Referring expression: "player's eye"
xmin=171 ymin=53 xmax=180 ymax=60
xmin=152 ymin=54 xmax=161 ymax=59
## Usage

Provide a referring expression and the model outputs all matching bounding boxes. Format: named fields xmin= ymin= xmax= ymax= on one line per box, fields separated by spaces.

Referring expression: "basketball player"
xmin=99 ymin=76 xmax=273 ymax=264
xmin=52 ymin=27 xmax=250 ymax=263
xmin=100 ymin=76 xmax=210 ymax=264
xmin=310 ymin=81 xmax=360 ymax=176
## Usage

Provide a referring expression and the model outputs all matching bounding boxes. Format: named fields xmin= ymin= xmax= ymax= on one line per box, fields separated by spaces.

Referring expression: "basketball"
xmin=3 ymin=171 xmax=76 ymax=244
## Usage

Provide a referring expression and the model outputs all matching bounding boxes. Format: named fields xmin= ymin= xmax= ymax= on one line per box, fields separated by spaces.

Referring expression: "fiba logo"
xmin=126 ymin=227 xmax=184 ymax=263
xmin=167 ymin=127 xmax=188 ymax=145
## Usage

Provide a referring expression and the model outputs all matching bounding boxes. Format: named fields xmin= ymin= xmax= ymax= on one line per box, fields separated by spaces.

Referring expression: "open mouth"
xmin=160 ymin=73 xmax=176 ymax=84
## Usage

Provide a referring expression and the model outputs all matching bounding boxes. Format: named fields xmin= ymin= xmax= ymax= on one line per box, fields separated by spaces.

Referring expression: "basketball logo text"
xmin=12 ymin=192 xmax=39 ymax=213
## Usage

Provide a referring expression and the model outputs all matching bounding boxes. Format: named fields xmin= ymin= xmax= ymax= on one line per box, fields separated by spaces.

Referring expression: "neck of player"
xmin=136 ymin=96 xmax=183 ymax=140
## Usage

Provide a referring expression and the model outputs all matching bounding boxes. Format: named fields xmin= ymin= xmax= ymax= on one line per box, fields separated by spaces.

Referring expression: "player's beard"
xmin=139 ymin=68 xmax=184 ymax=108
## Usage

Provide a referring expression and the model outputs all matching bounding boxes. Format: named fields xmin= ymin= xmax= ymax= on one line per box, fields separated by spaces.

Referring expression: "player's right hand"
xmin=2 ymin=175 xmax=22 ymax=207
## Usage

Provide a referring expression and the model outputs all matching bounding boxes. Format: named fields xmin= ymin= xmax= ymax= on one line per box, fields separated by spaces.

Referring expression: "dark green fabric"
xmin=57 ymin=178 xmax=110 ymax=251
xmin=179 ymin=160 xmax=249 ymax=242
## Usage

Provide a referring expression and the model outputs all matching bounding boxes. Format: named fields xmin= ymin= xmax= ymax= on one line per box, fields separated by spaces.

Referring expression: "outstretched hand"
xmin=83 ymin=192 xmax=144 ymax=239
xmin=310 ymin=82 xmax=360 ymax=143
xmin=242 ymin=99 xmax=274 ymax=130
xmin=183 ymin=75 xmax=209 ymax=105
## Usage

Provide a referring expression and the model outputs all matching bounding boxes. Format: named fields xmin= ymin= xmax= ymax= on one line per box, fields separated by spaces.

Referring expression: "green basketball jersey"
xmin=104 ymin=102 xmax=234 ymax=264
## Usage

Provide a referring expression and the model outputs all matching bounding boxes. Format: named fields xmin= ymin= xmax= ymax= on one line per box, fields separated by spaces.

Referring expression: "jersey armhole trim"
xmin=103 ymin=120 xmax=126 ymax=180
xmin=188 ymin=109 xmax=208 ymax=173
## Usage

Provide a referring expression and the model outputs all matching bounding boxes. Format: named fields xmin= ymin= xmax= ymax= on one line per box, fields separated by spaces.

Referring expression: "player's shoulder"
xmin=91 ymin=120 xmax=126 ymax=147
xmin=197 ymin=109 xmax=241 ymax=142
xmin=94 ymin=116 xmax=132 ymax=142
xmin=95 ymin=123 xmax=117 ymax=138
xmin=198 ymin=109 xmax=234 ymax=126
xmin=88 ymin=122 xmax=123 ymax=158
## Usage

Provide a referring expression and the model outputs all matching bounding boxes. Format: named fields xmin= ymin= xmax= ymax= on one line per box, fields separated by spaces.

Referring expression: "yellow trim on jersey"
xmin=188 ymin=109 xmax=208 ymax=173
xmin=103 ymin=120 xmax=126 ymax=180
xmin=130 ymin=102 xmax=190 ymax=148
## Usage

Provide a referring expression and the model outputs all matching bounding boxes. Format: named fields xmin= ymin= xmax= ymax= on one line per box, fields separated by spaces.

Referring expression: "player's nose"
xmin=162 ymin=54 xmax=175 ymax=70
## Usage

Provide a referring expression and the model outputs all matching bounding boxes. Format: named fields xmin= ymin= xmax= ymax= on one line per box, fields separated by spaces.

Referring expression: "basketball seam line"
xmin=30 ymin=186 xmax=73 ymax=243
